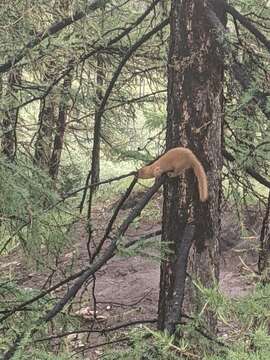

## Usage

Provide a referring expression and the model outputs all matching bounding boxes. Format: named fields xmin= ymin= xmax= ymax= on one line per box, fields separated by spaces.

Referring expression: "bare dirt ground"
xmin=0 ymin=193 xmax=262 ymax=358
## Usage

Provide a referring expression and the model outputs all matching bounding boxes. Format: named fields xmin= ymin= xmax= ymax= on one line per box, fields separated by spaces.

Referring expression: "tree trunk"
xmin=1 ymin=69 xmax=21 ymax=160
xmin=258 ymin=191 xmax=270 ymax=284
xmin=90 ymin=52 xmax=105 ymax=189
xmin=49 ymin=70 xmax=73 ymax=180
xmin=158 ymin=0 xmax=225 ymax=334
xmin=34 ymin=66 xmax=57 ymax=170
xmin=232 ymin=61 xmax=270 ymax=121
xmin=85 ymin=52 xmax=105 ymax=221
xmin=46 ymin=1 xmax=72 ymax=178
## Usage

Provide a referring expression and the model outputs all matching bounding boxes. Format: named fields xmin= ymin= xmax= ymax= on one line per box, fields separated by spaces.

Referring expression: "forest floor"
xmin=0 ymin=190 xmax=262 ymax=358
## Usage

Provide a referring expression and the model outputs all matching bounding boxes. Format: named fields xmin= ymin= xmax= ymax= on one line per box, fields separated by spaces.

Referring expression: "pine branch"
xmin=205 ymin=4 xmax=270 ymax=120
xmin=1 ymin=0 xmax=165 ymax=113
xmin=84 ymin=16 xmax=169 ymax=219
xmin=1 ymin=176 xmax=165 ymax=359
xmin=210 ymin=0 xmax=270 ymax=52
xmin=223 ymin=149 xmax=270 ymax=189
xmin=45 ymin=177 xmax=164 ymax=327
xmin=0 ymin=0 xmax=110 ymax=74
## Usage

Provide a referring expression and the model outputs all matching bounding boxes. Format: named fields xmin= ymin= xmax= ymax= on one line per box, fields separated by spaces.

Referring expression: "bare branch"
xmin=91 ymin=176 xmax=138 ymax=261
xmin=34 ymin=318 xmax=157 ymax=342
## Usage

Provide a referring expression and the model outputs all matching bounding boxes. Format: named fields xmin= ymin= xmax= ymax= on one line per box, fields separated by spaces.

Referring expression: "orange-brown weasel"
xmin=137 ymin=147 xmax=208 ymax=202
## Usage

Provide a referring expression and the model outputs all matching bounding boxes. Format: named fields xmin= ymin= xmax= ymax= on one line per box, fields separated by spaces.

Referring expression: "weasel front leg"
xmin=153 ymin=166 xmax=162 ymax=178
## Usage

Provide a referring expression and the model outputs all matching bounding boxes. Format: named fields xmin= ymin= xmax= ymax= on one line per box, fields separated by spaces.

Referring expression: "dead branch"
xmin=34 ymin=318 xmax=157 ymax=343
xmin=91 ymin=176 xmax=138 ymax=261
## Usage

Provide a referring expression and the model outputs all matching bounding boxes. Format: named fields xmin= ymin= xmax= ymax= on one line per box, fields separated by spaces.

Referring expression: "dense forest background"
xmin=0 ymin=0 xmax=270 ymax=359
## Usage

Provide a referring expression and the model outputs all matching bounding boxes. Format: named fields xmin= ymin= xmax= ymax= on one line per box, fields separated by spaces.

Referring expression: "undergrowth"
xmin=102 ymin=284 xmax=270 ymax=360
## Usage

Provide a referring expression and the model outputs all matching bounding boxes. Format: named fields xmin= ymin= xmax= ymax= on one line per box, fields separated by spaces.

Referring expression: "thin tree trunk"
xmin=158 ymin=0 xmax=225 ymax=334
xmin=34 ymin=66 xmax=57 ymax=170
xmin=232 ymin=61 xmax=270 ymax=121
xmin=258 ymin=191 xmax=270 ymax=284
xmin=1 ymin=69 xmax=21 ymax=160
xmin=86 ymin=52 xmax=105 ymax=225
xmin=90 ymin=52 xmax=105 ymax=190
xmin=88 ymin=3 xmax=106 ymax=198
xmin=49 ymin=70 xmax=73 ymax=179
xmin=48 ymin=1 xmax=72 ymax=179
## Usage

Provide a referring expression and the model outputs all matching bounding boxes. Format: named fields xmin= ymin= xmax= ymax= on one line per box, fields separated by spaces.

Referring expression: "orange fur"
xmin=137 ymin=147 xmax=208 ymax=202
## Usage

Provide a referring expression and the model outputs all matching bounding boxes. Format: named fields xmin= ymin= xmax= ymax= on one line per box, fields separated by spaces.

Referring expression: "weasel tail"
xmin=137 ymin=147 xmax=208 ymax=202
xmin=189 ymin=153 xmax=208 ymax=202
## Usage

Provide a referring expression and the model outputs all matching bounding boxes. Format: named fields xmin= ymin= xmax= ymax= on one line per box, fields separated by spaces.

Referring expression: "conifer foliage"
xmin=0 ymin=0 xmax=269 ymax=359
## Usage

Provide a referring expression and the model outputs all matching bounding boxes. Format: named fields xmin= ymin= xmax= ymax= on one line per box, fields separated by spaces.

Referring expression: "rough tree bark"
xmin=158 ymin=0 xmax=225 ymax=334
xmin=1 ymin=69 xmax=21 ymax=160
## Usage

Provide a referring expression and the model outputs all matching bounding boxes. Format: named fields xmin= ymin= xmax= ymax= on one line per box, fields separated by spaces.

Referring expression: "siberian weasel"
xmin=137 ymin=147 xmax=208 ymax=202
